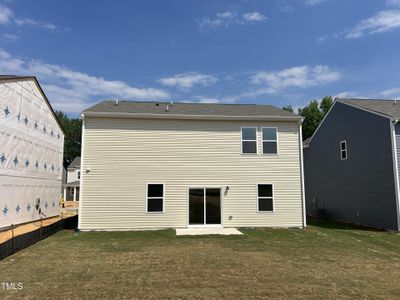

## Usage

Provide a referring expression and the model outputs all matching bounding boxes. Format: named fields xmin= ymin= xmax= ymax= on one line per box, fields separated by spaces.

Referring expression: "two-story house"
xmin=304 ymin=98 xmax=400 ymax=231
xmin=63 ymin=157 xmax=81 ymax=202
xmin=78 ymin=100 xmax=305 ymax=230
xmin=0 ymin=76 xmax=65 ymax=227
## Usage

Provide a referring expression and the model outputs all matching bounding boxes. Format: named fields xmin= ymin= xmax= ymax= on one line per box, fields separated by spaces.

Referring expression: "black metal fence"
xmin=0 ymin=215 xmax=78 ymax=260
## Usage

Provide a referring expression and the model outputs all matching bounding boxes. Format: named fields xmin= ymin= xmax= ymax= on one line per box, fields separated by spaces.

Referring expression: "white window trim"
xmin=261 ymin=127 xmax=278 ymax=155
xmin=256 ymin=183 xmax=275 ymax=212
xmin=187 ymin=186 xmax=223 ymax=227
xmin=146 ymin=183 xmax=165 ymax=213
xmin=240 ymin=127 xmax=258 ymax=155
xmin=340 ymin=140 xmax=347 ymax=160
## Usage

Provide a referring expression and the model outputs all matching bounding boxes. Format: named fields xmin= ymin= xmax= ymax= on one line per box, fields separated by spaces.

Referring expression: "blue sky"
xmin=1 ymin=0 xmax=400 ymax=116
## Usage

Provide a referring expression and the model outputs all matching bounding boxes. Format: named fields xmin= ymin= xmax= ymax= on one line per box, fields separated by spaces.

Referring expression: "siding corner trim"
xmin=390 ymin=119 xmax=400 ymax=231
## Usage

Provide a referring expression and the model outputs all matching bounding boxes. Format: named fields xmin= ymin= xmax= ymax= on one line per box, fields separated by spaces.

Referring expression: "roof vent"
xmin=115 ymin=99 xmax=119 ymax=106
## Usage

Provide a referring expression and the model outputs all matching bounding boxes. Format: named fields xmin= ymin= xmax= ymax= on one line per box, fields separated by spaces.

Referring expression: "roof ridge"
xmin=101 ymin=100 xmax=269 ymax=106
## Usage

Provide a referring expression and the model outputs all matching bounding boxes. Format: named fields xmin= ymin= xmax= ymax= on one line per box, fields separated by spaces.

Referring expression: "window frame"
xmin=256 ymin=183 xmax=275 ymax=212
xmin=340 ymin=140 xmax=347 ymax=160
xmin=261 ymin=127 xmax=278 ymax=155
xmin=240 ymin=127 xmax=258 ymax=155
xmin=146 ymin=183 xmax=165 ymax=213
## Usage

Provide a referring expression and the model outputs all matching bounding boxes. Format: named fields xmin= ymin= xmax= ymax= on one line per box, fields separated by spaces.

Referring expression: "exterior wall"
xmin=304 ymin=102 xmax=398 ymax=230
xmin=67 ymin=168 xmax=80 ymax=183
xmin=79 ymin=116 xmax=303 ymax=230
xmin=0 ymin=79 xmax=64 ymax=227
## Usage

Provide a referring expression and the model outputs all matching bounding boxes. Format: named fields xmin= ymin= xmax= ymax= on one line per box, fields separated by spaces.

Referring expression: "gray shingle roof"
xmin=67 ymin=157 xmax=81 ymax=169
xmin=339 ymin=98 xmax=400 ymax=119
xmin=83 ymin=100 xmax=300 ymax=119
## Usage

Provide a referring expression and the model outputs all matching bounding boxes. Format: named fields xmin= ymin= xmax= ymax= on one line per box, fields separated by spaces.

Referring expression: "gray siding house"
xmin=304 ymin=98 xmax=400 ymax=231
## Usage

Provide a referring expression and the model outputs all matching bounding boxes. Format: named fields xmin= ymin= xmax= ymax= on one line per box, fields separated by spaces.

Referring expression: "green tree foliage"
xmin=56 ymin=111 xmax=82 ymax=168
xmin=298 ymin=96 xmax=333 ymax=139
xmin=320 ymin=96 xmax=333 ymax=115
xmin=282 ymin=105 xmax=294 ymax=113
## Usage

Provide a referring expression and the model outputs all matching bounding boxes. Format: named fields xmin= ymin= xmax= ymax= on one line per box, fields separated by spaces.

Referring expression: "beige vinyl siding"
xmin=79 ymin=117 xmax=303 ymax=230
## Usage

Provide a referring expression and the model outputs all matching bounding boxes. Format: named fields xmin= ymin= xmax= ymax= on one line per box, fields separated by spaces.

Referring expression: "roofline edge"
xmin=82 ymin=111 xmax=303 ymax=122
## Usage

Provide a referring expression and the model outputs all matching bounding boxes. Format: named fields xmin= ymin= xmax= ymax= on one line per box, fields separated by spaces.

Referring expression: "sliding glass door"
xmin=189 ymin=188 xmax=221 ymax=226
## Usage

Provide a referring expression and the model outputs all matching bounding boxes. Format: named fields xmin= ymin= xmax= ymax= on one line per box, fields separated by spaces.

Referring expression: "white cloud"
xmin=386 ymin=0 xmax=400 ymax=7
xmin=1 ymin=33 xmax=18 ymax=41
xmin=316 ymin=35 xmax=328 ymax=43
xmin=197 ymin=11 xmax=267 ymax=32
xmin=0 ymin=5 xmax=13 ymax=24
xmin=216 ymin=11 xmax=234 ymax=19
xmin=242 ymin=12 xmax=267 ymax=22
xmin=0 ymin=50 xmax=169 ymax=114
xmin=197 ymin=97 xmax=222 ymax=104
xmin=158 ymin=72 xmax=217 ymax=90
xmin=250 ymin=65 xmax=341 ymax=92
xmin=333 ymin=91 xmax=358 ymax=99
xmin=15 ymin=18 xmax=57 ymax=30
xmin=344 ymin=10 xmax=400 ymax=39
xmin=0 ymin=4 xmax=58 ymax=30
xmin=304 ymin=0 xmax=328 ymax=6
xmin=378 ymin=87 xmax=400 ymax=97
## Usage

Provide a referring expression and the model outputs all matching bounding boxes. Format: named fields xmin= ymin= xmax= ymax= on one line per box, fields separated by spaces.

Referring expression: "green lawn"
xmin=1 ymin=220 xmax=400 ymax=299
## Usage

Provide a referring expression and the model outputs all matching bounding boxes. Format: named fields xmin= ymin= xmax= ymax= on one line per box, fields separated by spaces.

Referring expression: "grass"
xmin=0 ymin=220 xmax=400 ymax=299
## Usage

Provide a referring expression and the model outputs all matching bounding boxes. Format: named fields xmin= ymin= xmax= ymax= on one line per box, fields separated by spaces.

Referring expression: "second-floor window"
xmin=241 ymin=127 xmax=257 ymax=154
xmin=77 ymin=171 xmax=81 ymax=180
xmin=340 ymin=141 xmax=347 ymax=160
xmin=262 ymin=128 xmax=278 ymax=154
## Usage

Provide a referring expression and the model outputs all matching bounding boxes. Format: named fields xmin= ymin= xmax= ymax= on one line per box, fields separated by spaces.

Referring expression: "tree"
xmin=298 ymin=96 xmax=334 ymax=139
xmin=320 ymin=96 xmax=333 ymax=115
xmin=298 ymin=100 xmax=323 ymax=139
xmin=282 ymin=105 xmax=294 ymax=113
xmin=56 ymin=111 xmax=82 ymax=168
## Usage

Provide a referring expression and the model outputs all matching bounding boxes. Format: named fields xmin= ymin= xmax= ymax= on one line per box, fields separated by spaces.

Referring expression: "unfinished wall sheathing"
xmin=0 ymin=78 xmax=64 ymax=228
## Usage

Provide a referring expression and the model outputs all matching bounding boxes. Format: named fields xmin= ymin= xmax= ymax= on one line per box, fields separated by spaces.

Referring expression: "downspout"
xmin=77 ymin=113 xmax=85 ymax=230
xmin=299 ymin=119 xmax=307 ymax=229
xmin=390 ymin=118 xmax=400 ymax=231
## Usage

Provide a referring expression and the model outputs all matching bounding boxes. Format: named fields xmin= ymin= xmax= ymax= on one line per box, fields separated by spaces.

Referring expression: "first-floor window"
xmin=257 ymin=184 xmax=273 ymax=211
xmin=147 ymin=184 xmax=164 ymax=212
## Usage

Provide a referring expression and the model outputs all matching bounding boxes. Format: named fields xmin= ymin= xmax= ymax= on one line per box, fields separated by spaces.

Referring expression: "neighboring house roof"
xmin=305 ymin=98 xmax=399 ymax=147
xmin=63 ymin=180 xmax=80 ymax=187
xmin=68 ymin=157 xmax=81 ymax=170
xmin=0 ymin=75 xmax=66 ymax=136
xmin=339 ymin=98 xmax=400 ymax=119
xmin=83 ymin=100 xmax=302 ymax=121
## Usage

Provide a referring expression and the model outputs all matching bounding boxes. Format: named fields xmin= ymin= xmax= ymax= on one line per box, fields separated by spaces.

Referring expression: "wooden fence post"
xmin=11 ymin=224 xmax=14 ymax=253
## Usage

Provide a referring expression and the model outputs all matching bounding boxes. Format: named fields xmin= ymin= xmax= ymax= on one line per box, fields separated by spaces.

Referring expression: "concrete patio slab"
xmin=176 ymin=227 xmax=243 ymax=236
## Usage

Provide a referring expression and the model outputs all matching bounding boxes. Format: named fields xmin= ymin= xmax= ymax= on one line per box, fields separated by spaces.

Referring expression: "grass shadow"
xmin=307 ymin=217 xmax=386 ymax=232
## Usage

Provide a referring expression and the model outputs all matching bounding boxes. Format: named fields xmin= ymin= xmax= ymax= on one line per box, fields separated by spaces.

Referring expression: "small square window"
xmin=147 ymin=184 xmax=164 ymax=212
